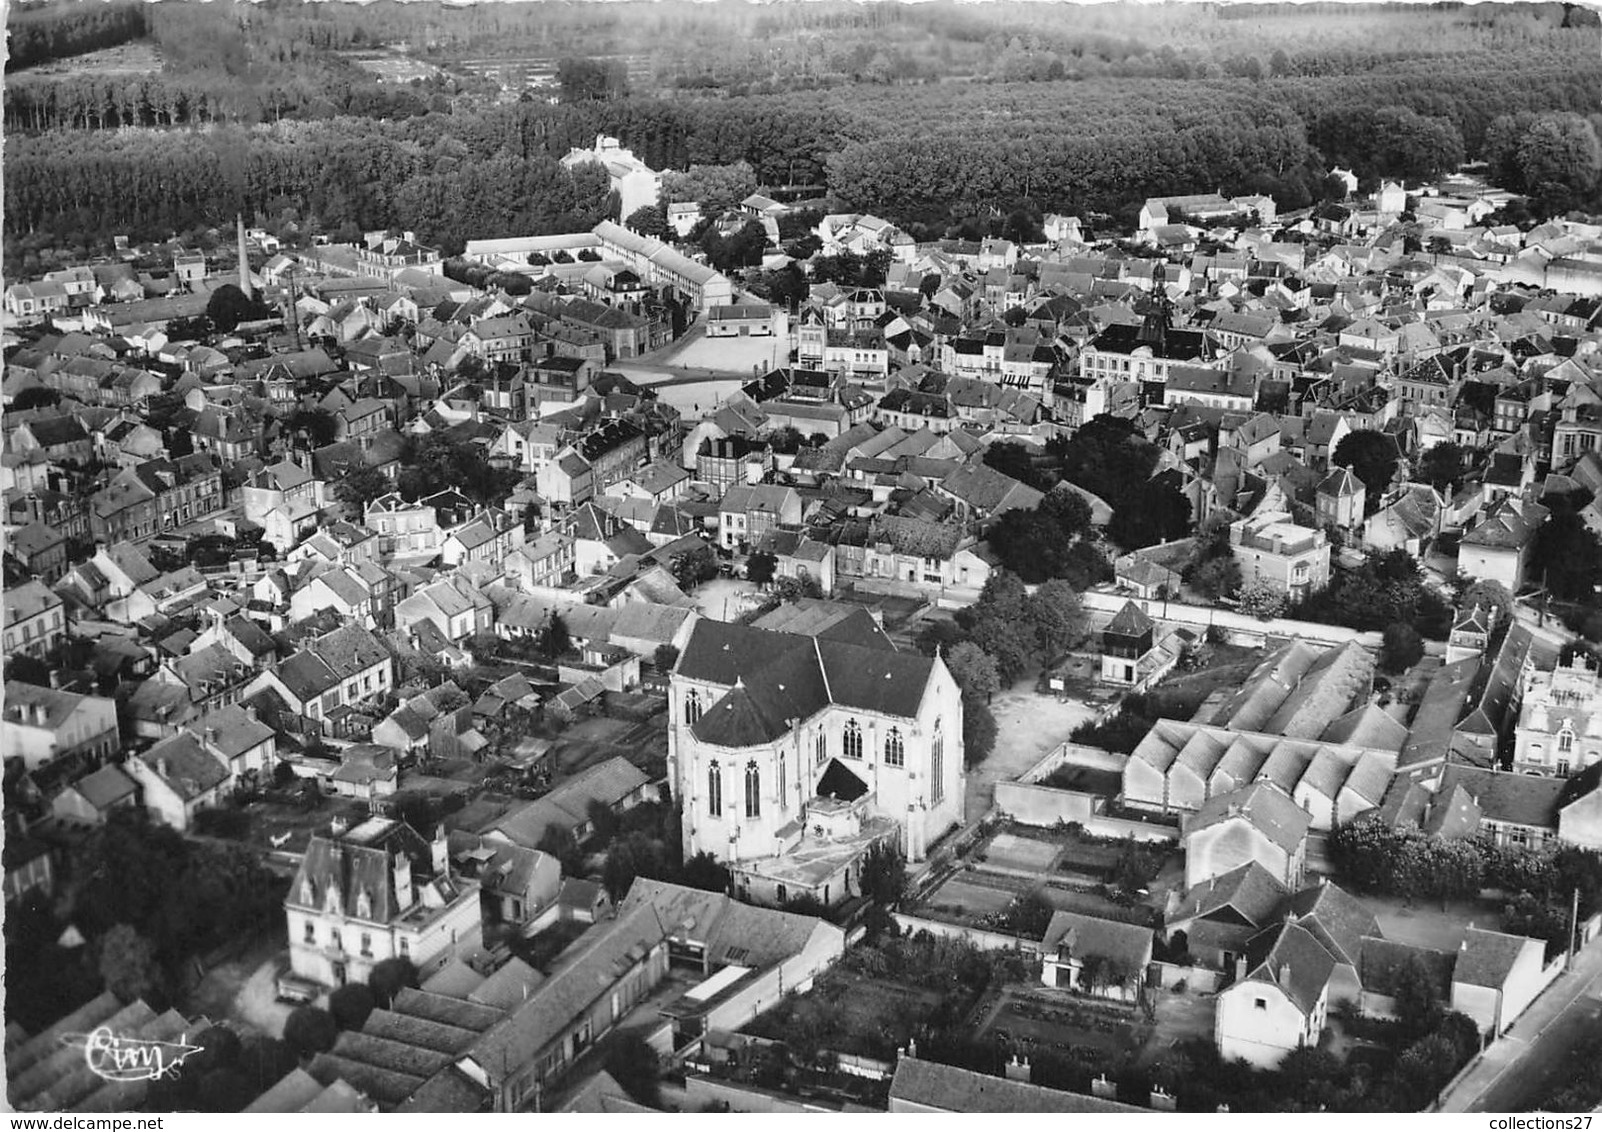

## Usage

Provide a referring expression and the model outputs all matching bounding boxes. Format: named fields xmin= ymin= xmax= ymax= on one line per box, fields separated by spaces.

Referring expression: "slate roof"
xmin=887 ymin=1057 xmax=1142 ymax=1114
xmin=1243 ymin=921 xmax=1338 ymax=1015
xmin=1168 ymin=861 xmax=1287 ymax=928
xmin=1437 ymin=765 xmax=1565 ymax=831
xmin=1186 ymin=782 xmax=1310 ymax=853
xmin=1454 ymin=927 xmax=1540 ymax=989
xmin=683 ymin=619 xmax=935 ymax=748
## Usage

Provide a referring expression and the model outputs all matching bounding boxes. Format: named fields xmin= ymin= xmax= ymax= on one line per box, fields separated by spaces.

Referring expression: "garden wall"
xmin=893 ymin=912 xmax=1042 ymax=955
xmin=1019 ymin=743 xmax=1129 ymax=784
xmin=1080 ymin=589 xmax=1383 ymax=650
xmin=994 ymin=782 xmax=1097 ymax=827
xmin=1082 ymin=816 xmax=1179 ymax=844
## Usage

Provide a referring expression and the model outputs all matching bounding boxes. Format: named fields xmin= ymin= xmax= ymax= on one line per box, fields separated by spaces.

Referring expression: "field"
xmin=14 ymin=40 xmax=162 ymax=77
xmin=342 ymin=51 xmax=446 ymax=85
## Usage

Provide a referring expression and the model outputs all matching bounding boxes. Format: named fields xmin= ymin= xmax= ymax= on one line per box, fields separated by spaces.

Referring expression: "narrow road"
xmin=1435 ymin=936 xmax=1602 ymax=1112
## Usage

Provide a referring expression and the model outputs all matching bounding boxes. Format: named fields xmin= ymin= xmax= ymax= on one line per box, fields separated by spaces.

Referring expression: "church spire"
xmin=1138 ymin=258 xmax=1171 ymax=349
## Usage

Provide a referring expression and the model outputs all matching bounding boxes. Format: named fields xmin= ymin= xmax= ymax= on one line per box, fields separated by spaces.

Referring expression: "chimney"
xmin=237 ymin=215 xmax=252 ymax=302
xmin=1279 ymin=963 xmax=1291 ymax=986
xmin=1234 ymin=953 xmax=1247 ymax=983
xmin=431 ymin=826 xmax=449 ymax=877
xmin=48 ymin=670 xmax=62 ymax=690
xmin=157 ymin=758 xmax=170 ymax=780
xmin=245 ymin=706 xmax=258 ymax=723
xmin=330 ymin=815 xmax=348 ymax=837
xmin=1004 ymin=1056 xmax=1030 ymax=1082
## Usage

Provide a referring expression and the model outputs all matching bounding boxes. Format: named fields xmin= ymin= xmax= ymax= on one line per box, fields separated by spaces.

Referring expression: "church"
xmin=668 ymin=610 xmax=964 ymax=908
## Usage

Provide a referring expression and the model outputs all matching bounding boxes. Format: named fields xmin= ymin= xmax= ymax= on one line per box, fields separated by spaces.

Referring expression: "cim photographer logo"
xmin=61 ymin=1027 xmax=204 ymax=1082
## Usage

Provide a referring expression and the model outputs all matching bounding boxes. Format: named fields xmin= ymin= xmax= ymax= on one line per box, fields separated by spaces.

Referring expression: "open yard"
xmin=970 ymin=686 xmax=1103 ymax=825
xmin=920 ymin=872 xmax=1025 ymax=920
xmin=1364 ymin=893 xmax=1505 ymax=952
xmin=690 ymin=576 xmax=763 ymax=622
xmin=548 ymin=714 xmax=666 ymax=778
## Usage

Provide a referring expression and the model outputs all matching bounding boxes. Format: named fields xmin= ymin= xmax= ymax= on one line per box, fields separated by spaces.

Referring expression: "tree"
xmin=367 ymin=957 xmax=419 ymax=1008
xmin=1417 ymin=441 xmax=1467 ymax=491
xmin=333 ymin=465 xmax=390 ymax=509
xmin=1518 ymin=113 xmax=1602 ymax=203
xmin=1235 ymin=582 xmax=1288 ymax=619
xmin=653 ymin=643 xmax=680 ymax=673
xmin=945 ymin=641 xmax=1001 ymax=703
xmin=996 ymin=891 xmax=1053 ymax=938
xmin=537 ymin=825 xmax=586 ymax=877
xmin=602 ymin=830 xmax=667 ymax=903
xmin=1332 ymin=431 xmax=1400 ymax=506
xmin=746 ymin=551 xmax=777 ymax=586
xmin=1390 ymin=954 xmax=1447 ymax=1040
xmin=1109 ymin=480 xmax=1191 ymax=550
xmin=658 ymin=161 xmax=758 ymax=216
xmin=668 ymin=544 xmax=719 ymax=591
xmin=282 ymin=1006 xmax=337 ymax=1057
xmin=237 ymin=1035 xmax=298 ymax=1096
xmin=543 ymin=612 xmax=572 ymax=660
xmin=1028 ymin=579 xmax=1088 ymax=658
xmin=964 ymin=699 xmax=998 ymax=769
xmin=679 ymin=851 xmax=730 ymax=894
xmin=205 ymin=283 xmax=272 ymax=333
xmin=98 ymin=923 xmax=164 ymax=1004
xmin=1190 ymin=555 xmax=1241 ymax=602
xmin=329 ymin=982 xmax=376 ymax=1031
xmin=859 ymin=840 xmax=908 ymax=907
xmin=11 ymin=386 xmax=60 ymax=411
xmin=556 ymin=57 xmax=628 ymax=101
xmin=1532 ymin=507 xmax=1602 ymax=601
xmin=1380 ymin=622 xmax=1425 ymax=674
xmin=625 ymin=204 xmax=668 ymax=238
xmin=286 ymin=408 xmax=338 ymax=448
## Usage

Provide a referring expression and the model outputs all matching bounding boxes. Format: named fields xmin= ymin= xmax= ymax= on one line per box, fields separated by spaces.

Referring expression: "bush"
xmin=367 ymin=957 xmax=419 ymax=1008
xmin=329 ymin=983 xmax=376 ymax=1031
xmin=1380 ymin=622 xmax=1425 ymax=673
xmin=282 ymin=1006 xmax=337 ymax=1057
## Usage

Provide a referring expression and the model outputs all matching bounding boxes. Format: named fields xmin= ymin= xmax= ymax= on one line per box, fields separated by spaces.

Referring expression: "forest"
xmin=4 ymin=0 xmax=1601 ymax=275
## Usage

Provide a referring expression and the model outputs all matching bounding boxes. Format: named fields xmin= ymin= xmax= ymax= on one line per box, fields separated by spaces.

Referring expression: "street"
xmin=1435 ymin=937 xmax=1602 ymax=1112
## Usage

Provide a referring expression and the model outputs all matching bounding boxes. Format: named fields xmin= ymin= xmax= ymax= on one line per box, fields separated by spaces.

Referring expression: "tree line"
xmin=6 ymin=0 xmax=147 ymax=72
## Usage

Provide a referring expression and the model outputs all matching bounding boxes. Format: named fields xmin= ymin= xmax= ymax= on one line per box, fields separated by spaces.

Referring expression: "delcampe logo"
xmin=60 ymin=1027 xmax=205 ymax=1082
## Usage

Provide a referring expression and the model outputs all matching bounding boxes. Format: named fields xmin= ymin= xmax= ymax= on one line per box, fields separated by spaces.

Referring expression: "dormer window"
xmin=324 ymin=884 xmax=341 ymax=914
xmin=301 ymin=879 xmax=316 ymax=906
xmin=355 ymin=889 xmax=372 ymax=920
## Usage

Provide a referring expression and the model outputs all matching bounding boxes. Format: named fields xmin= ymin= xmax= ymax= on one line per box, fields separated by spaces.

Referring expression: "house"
xmin=1459 ymin=497 xmax=1548 ymax=593
xmin=485 ymin=757 xmax=653 ymax=851
xmin=1228 ymin=511 xmax=1330 ymax=601
xmin=1451 ymin=927 xmax=1549 ymax=1036
xmin=286 ymin=816 xmax=483 ymax=989
xmin=717 ymin=483 xmax=802 ymax=552
xmin=1098 ymin=600 xmax=1180 ymax=690
xmin=331 ymin=744 xmax=401 ymax=801
xmin=50 ymin=763 xmax=140 ymax=826
xmin=1213 ymin=920 xmax=1334 ymax=1068
xmin=3 ymin=579 xmax=66 ymax=659
xmin=561 ymin=135 xmax=661 ymax=219
xmin=243 ymin=459 xmax=329 ymax=552
xmin=1163 ymin=861 xmax=1288 ymax=973
xmin=1511 ymin=654 xmax=1602 ymax=777
xmin=246 ymin=623 xmax=395 ymax=732
xmin=396 ymin=577 xmax=494 ymax=645
xmin=125 ymin=730 xmax=233 ymax=831
xmin=447 ymin=834 xmax=561 ymax=928
xmin=1183 ymin=782 xmax=1309 ymax=890
xmin=1 ymin=681 xmax=120 ymax=772
xmin=1315 ymin=466 xmax=1365 ymax=530
xmin=1039 ymin=912 xmax=1152 ymax=1002
xmin=4 ymin=838 xmax=55 ymax=907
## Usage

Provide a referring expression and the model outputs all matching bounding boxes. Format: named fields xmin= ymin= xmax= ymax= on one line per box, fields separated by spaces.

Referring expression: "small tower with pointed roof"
xmin=1101 ymin=600 xmax=1157 ymax=687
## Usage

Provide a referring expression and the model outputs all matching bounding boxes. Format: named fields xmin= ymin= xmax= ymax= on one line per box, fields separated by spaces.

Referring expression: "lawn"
xmin=16 ymin=40 xmax=162 ymax=77
xmin=984 ymin=831 xmax=1062 ymax=873
xmin=919 ymin=873 xmax=1024 ymax=921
